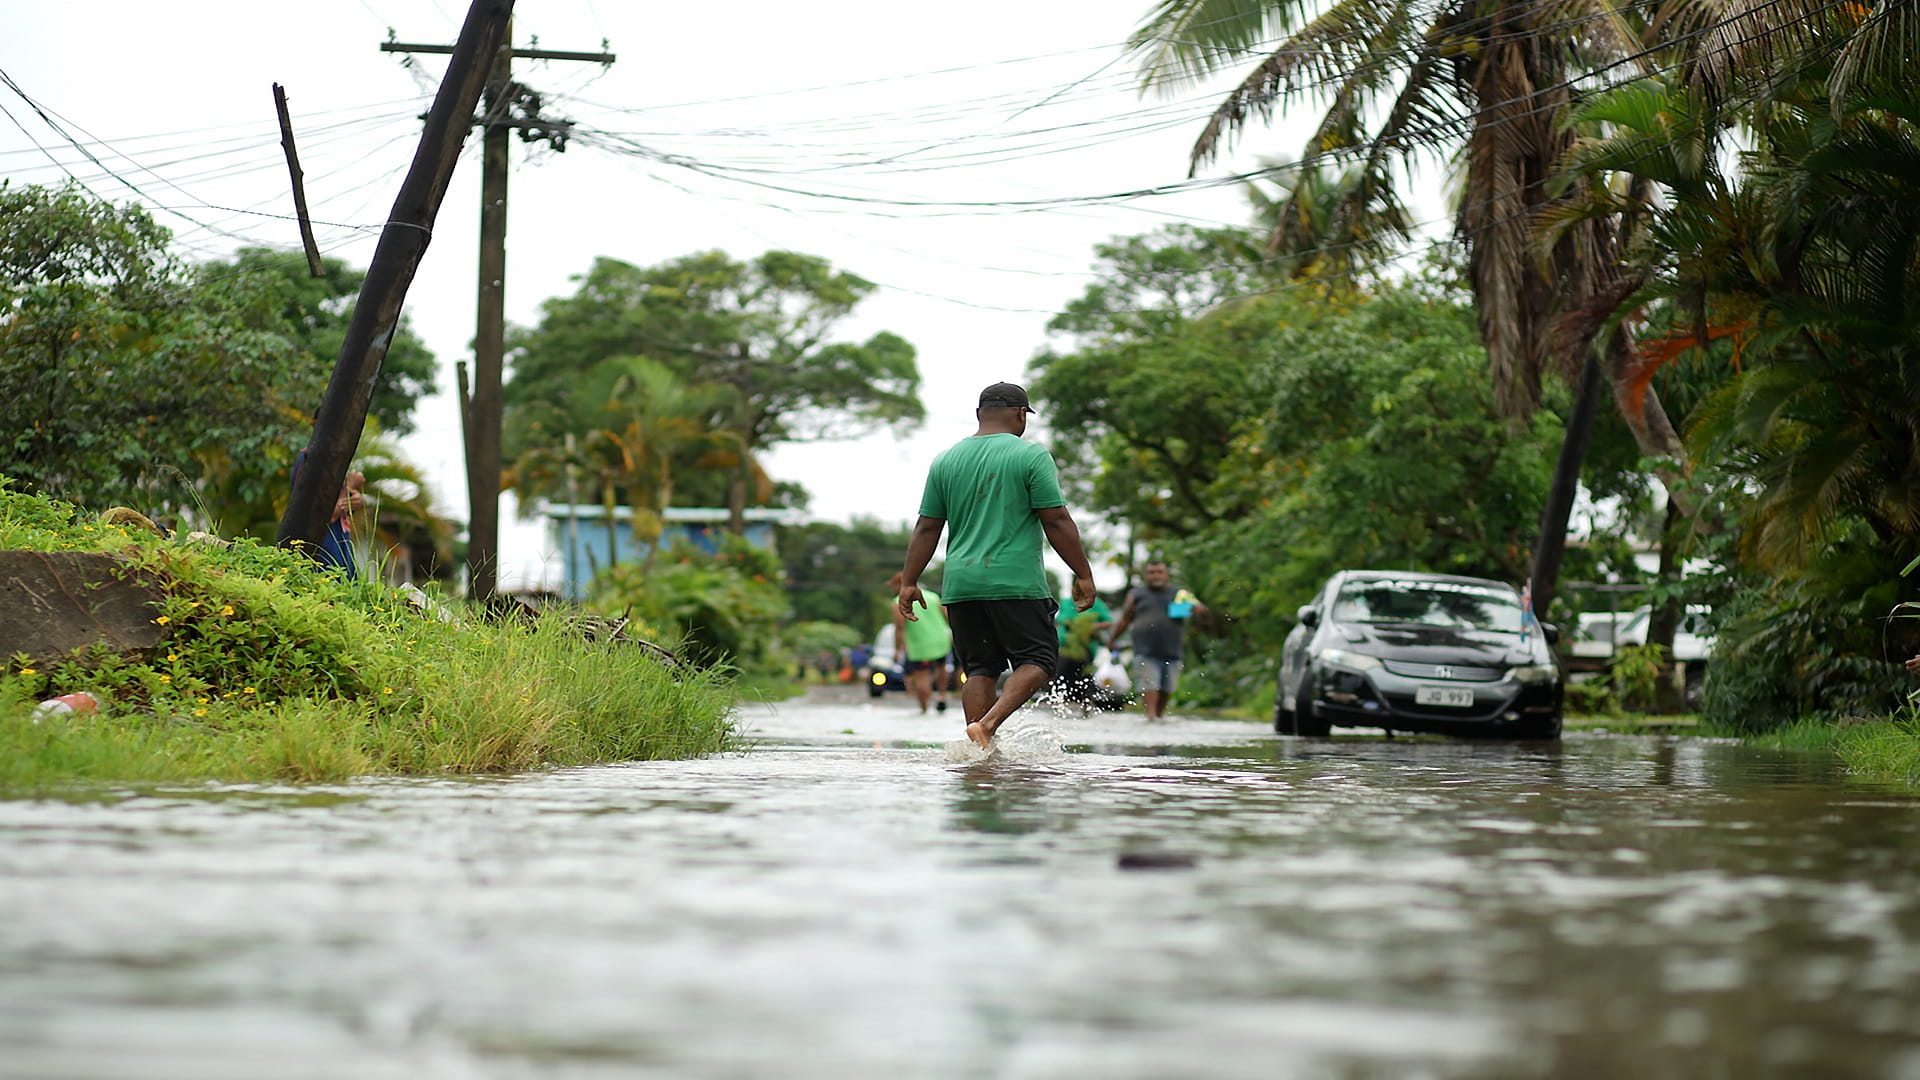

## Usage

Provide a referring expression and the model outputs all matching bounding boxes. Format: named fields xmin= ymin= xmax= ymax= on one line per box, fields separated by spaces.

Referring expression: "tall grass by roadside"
xmin=1831 ymin=717 xmax=1920 ymax=786
xmin=1736 ymin=711 xmax=1920 ymax=787
xmin=0 ymin=480 xmax=736 ymax=789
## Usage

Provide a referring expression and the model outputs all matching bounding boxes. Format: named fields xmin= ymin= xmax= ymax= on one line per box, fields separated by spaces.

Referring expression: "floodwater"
xmin=4 ymin=690 xmax=1920 ymax=1079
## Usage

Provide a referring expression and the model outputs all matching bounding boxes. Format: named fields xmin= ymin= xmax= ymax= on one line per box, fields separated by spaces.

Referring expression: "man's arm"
xmin=898 ymin=515 xmax=945 ymax=620
xmin=1036 ymin=506 xmax=1096 ymax=612
xmin=1108 ymin=592 xmax=1136 ymax=649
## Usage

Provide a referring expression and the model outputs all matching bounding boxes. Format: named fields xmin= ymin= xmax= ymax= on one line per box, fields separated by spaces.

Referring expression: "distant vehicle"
xmin=1570 ymin=605 xmax=1715 ymax=663
xmin=1276 ymin=570 xmax=1564 ymax=740
xmin=860 ymin=624 xmax=906 ymax=697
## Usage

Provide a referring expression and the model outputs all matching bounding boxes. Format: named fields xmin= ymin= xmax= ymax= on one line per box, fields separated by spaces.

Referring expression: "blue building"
xmin=541 ymin=503 xmax=805 ymax=599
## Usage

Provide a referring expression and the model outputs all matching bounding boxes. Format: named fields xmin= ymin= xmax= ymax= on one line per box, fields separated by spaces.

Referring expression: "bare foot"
xmin=966 ymin=721 xmax=991 ymax=748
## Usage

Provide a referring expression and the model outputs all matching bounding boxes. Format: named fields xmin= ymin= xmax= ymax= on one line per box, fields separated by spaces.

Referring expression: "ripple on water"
xmin=3 ymin=694 xmax=1920 ymax=1078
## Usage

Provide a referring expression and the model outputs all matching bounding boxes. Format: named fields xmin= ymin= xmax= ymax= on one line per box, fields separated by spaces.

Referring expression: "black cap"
xmin=979 ymin=381 xmax=1035 ymax=413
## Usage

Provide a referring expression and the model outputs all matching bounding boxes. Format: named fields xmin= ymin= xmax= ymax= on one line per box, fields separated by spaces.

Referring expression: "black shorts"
xmin=903 ymin=658 xmax=946 ymax=674
xmin=945 ymin=599 xmax=1059 ymax=678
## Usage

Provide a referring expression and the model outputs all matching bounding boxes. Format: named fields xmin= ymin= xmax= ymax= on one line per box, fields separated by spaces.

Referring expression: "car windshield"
xmin=1331 ymin=579 xmax=1524 ymax=632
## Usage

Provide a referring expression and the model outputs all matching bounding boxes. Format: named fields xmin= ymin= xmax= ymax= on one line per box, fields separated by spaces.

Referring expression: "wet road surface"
xmin=4 ymin=688 xmax=1920 ymax=1078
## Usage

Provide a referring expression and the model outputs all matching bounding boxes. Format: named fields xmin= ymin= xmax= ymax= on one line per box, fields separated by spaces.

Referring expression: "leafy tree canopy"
xmin=782 ymin=517 xmax=930 ymax=635
xmin=198 ymin=247 xmax=437 ymax=436
xmin=505 ymin=251 xmax=924 ymax=496
xmin=0 ymin=184 xmax=318 ymax=516
xmin=1032 ymin=226 xmax=1567 ymax=699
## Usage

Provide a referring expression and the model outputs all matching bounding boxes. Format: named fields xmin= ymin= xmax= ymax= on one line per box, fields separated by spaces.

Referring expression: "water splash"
xmin=942 ymin=713 xmax=1067 ymax=764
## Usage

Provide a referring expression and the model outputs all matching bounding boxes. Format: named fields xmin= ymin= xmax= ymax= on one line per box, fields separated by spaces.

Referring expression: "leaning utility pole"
xmin=279 ymin=0 xmax=514 ymax=561
xmin=382 ymin=29 xmax=614 ymax=603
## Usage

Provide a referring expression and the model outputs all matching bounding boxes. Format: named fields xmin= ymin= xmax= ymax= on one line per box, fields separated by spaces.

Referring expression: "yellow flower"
xmin=158 ymin=674 xmax=171 ymax=683
xmin=382 ymin=687 xmax=394 ymax=695
xmin=243 ymin=686 xmax=256 ymax=695
xmin=193 ymin=708 xmax=207 ymax=717
xmin=221 ymin=692 xmax=235 ymax=698
xmin=166 ymin=653 xmax=178 ymax=662
xmin=188 ymin=601 xmax=202 ymax=609
xmin=153 ymin=615 xmax=170 ymax=625
xmin=18 ymin=667 xmax=36 ymax=676
xmin=219 ymin=605 xmax=235 ymax=616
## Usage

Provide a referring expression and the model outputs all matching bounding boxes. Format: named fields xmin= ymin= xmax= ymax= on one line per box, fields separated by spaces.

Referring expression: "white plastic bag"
xmin=1092 ymin=647 xmax=1130 ymax=691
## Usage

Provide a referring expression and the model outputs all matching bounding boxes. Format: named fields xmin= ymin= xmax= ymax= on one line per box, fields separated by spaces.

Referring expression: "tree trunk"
xmin=1646 ymin=495 xmax=1685 ymax=713
xmin=1529 ymin=350 xmax=1605 ymax=622
xmin=603 ymin=481 xmax=620 ymax=570
xmin=728 ymin=459 xmax=747 ymax=535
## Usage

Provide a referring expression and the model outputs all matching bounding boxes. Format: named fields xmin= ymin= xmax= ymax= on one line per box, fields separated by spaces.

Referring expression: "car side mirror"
xmin=1541 ymin=622 xmax=1560 ymax=645
xmin=1298 ymin=606 xmax=1319 ymax=629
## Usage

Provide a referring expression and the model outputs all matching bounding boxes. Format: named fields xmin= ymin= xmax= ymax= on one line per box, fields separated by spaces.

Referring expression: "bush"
xmin=1563 ymin=678 xmax=1618 ymax=716
xmin=1699 ymin=555 xmax=1909 ymax=734
xmin=0 ymin=480 xmax=736 ymax=788
xmin=588 ymin=537 xmax=790 ymax=669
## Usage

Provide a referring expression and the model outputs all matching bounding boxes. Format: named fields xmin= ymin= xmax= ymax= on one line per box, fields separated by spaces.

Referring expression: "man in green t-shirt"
xmin=898 ymin=382 xmax=1097 ymax=748
xmin=888 ymin=571 xmax=953 ymax=714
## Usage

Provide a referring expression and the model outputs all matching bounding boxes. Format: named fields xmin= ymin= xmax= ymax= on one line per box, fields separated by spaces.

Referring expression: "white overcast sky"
xmin=0 ymin=0 xmax=1347 ymax=590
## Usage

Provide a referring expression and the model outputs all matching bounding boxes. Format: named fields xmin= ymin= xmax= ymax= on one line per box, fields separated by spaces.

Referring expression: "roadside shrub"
xmin=1609 ymin=643 xmax=1667 ymax=712
xmin=0 ymin=479 xmax=737 ymax=788
xmin=589 ymin=536 xmax=790 ymax=669
xmin=1563 ymin=678 xmax=1618 ymax=716
xmin=1699 ymin=557 xmax=1908 ymax=734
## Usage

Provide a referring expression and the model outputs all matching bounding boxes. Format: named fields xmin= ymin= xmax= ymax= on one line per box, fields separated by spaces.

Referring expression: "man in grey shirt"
xmin=1107 ymin=561 xmax=1205 ymax=722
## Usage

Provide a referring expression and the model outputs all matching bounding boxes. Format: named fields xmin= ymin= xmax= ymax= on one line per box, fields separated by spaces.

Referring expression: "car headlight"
xmin=1509 ymin=663 xmax=1558 ymax=684
xmin=1320 ymin=648 xmax=1383 ymax=672
xmin=871 ymin=671 xmax=888 ymax=686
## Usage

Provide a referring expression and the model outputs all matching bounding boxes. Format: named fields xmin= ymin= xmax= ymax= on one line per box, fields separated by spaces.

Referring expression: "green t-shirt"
xmin=901 ymin=588 xmax=952 ymax=661
xmin=1056 ymin=596 xmax=1112 ymax=647
xmin=918 ymin=433 xmax=1065 ymax=603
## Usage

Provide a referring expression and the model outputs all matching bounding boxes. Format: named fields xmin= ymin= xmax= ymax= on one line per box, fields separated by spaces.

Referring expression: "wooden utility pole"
xmin=270 ymin=83 xmax=325 ymax=278
xmin=382 ymin=30 xmax=613 ymax=603
xmin=278 ymin=0 xmax=514 ymax=560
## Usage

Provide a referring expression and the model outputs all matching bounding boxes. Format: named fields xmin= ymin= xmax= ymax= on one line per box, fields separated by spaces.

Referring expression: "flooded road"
xmin=5 ymin=689 xmax=1920 ymax=1079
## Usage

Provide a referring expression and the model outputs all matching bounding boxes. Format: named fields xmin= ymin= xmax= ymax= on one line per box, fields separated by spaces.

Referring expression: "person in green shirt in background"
xmin=888 ymin=571 xmax=953 ymax=714
xmin=899 ymin=382 xmax=1097 ymax=748
xmin=1055 ymin=594 xmax=1112 ymax=713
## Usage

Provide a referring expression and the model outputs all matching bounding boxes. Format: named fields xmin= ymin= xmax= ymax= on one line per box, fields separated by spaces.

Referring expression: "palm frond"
xmin=1189 ymin=0 xmax=1417 ymax=169
xmin=1130 ymin=0 xmax=1313 ymax=93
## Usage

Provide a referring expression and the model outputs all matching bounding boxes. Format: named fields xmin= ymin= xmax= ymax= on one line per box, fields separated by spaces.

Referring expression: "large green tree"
xmin=782 ymin=517 xmax=918 ymax=635
xmin=1034 ymin=226 xmax=1564 ymax=705
xmin=1032 ymin=225 xmax=1277 ymax=537
xmin=506 ymin=250 xmax=923 ymax=529
xmin=198 ymin=247 xmax=437 ymax=436
xmin=0 ymin=184 xmax=318 ymax=517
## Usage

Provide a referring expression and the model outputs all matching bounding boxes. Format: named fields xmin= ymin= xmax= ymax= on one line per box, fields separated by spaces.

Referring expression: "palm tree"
xmin=1557 ymin=58 xmax=1920 ymax=569
xmin=1130 ymin=0 xmax=1679 ymax=615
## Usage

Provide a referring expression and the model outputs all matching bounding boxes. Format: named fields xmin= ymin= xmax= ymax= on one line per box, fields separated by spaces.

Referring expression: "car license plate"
xmin=1414 ymin=685 xmax=1475 ymax=707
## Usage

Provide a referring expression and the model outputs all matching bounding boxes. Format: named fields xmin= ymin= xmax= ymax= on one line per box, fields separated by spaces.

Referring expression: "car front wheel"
xmin=1513 ymin=713 xmax=1561 ymax=740
xmin=1273 ymin=689 xmax=1295 ymax=735
xmin=1293 ymin=673 xmax=1331 ymax=737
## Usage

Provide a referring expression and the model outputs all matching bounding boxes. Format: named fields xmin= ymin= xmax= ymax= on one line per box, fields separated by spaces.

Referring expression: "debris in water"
xmin=1117 ymin=851 xmax=1198 ymax=870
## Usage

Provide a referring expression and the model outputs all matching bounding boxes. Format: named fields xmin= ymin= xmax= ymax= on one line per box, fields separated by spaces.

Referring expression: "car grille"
xmin=1380 ymin=660 xmax=1504 ymax=682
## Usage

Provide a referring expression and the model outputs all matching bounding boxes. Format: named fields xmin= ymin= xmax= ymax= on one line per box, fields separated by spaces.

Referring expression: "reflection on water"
xmin=2 ymin=698 xmax=1919 ymax=1078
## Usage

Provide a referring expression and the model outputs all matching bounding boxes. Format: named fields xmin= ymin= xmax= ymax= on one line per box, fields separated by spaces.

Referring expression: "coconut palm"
xmin=1131 ymin=0 xmax=1655 ymax=415
xmin=1129 ymin=0 xmax=1673 ymax=614
xmin=1563 ymin=59 xmax=1920 ymax=569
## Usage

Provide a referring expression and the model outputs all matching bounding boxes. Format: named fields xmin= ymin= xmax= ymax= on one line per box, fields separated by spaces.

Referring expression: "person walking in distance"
xmin=1108 ymin=561 xmax=1205 ymax=722
xmin=898 ymin=382 xmax=1097 ymax=749
xmin=888 ymin=571 xmax=953 ymax=714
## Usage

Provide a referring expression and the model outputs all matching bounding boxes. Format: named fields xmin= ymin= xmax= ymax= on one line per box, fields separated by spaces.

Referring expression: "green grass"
xmin=1725 ymin=711 xmax=1920 ymax=788
xmin=0 ymin=481 xmax=737 ymax=790
xmin=1834 ymin=718 xmax=1920 ymax=786
xmin=1741 ymin=717 xmax=1843 ymax=752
